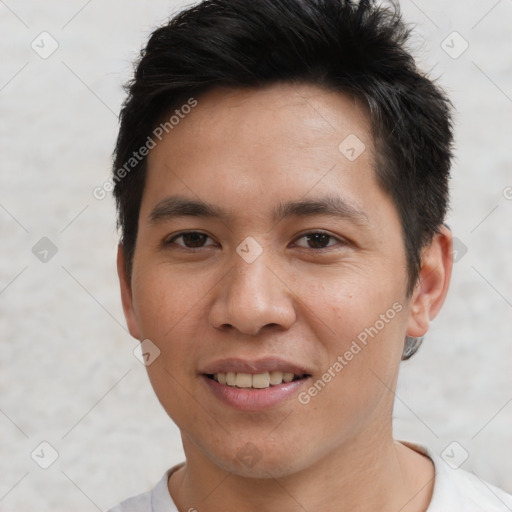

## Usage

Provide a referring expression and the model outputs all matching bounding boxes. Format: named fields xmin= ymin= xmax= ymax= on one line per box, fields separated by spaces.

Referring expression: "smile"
xmin=207 ymin=371 xmax=308 ymax=389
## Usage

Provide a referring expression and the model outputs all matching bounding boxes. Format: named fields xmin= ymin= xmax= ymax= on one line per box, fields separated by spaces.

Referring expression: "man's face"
xmin=120 ymin=83 xmax=417 ymax=477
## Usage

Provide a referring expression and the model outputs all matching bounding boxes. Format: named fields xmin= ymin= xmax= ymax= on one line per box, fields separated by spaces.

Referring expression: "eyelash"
xmin=165 ymin=230 xmax=347 ymax=251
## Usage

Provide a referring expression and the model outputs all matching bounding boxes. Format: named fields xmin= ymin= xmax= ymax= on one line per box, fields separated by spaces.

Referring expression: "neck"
xmin=169 ymin=426 xmax=434 ymax=512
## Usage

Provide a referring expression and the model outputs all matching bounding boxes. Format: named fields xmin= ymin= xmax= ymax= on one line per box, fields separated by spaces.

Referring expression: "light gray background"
xmin=1 ymin=1 xmax=511 ymax=510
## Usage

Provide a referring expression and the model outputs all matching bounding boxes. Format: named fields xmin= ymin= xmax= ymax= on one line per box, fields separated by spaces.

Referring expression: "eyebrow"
xmin=148 ymin=195 xmax=369 ymax=226
xmin=148 ymin=196 xmax=227 ymax=224
xmin=273 ymin=196 xmax=369 ymax=225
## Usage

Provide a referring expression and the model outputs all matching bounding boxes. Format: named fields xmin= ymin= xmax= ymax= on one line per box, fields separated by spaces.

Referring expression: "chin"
xmin=217 ymin=449 xmax=302 ymax=479
xmin=198 ymin=434 xmax=317 ymax=479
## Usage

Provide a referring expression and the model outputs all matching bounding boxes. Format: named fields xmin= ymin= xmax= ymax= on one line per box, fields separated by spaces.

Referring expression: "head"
xmin=114 ymin=0 xmax=453 ymax=477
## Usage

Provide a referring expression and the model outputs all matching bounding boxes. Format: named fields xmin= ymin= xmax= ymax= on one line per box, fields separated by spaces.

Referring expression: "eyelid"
xmin=164 ymin=230 xmax=349 ymax=250
xmin=292 ymin=230 xmax=349 ymax=248
xmin=165 ymin=230 xmax=217 ymax=247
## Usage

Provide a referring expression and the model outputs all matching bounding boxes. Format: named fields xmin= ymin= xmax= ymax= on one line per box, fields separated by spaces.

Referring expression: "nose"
xmin=209 ymin=255 xmax=297 ymax=336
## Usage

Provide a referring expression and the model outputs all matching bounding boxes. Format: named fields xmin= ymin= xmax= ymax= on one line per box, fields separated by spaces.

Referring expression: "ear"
xmin=117 ymin=244 xmax=141 ymax=340
xmin=406 ymin=225 xmax=453 ymax=338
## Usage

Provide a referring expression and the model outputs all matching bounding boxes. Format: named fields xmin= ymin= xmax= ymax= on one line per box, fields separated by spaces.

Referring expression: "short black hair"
xmin=113 ymin=0 xmax=453 ymax=296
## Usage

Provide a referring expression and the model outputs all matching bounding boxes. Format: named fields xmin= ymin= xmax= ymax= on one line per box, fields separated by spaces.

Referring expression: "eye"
xmin=167 ymin=231 xmax=216 ymax=249
xmin=294 ymin=232 xmax=342 ymax=249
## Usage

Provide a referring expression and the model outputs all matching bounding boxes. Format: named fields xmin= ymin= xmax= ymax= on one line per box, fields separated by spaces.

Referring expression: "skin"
xmin=117 ymin=83 xmax=453 ymax=512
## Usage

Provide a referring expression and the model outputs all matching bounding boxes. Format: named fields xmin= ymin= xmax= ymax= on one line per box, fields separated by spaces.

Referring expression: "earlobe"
xmin=406 ymin=225 xmax=453 ymax=338
xmin=116 ymin=244 xmax=141 ymax=340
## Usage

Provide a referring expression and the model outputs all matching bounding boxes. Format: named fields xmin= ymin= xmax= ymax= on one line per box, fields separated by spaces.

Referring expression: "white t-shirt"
xmin=107 ymin=443 xmax=512 ymax=512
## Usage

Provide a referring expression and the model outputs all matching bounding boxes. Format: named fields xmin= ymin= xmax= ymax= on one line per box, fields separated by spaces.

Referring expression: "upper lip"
xmin=200 ymin=357 xmax=312 ymax=376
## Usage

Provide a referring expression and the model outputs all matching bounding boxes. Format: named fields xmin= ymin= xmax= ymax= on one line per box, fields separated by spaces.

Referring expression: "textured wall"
xmin=1 ymin=1 xmax=511 ymax=510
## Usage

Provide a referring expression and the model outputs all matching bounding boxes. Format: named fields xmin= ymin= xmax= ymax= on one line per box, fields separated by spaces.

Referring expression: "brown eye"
xmin=169 ymin=232 xmax=214 ymax=248
xmin=295 ymin=232 xmax=338 ymax=249
xmin=306 ymin=233 xmax=331 ymax=248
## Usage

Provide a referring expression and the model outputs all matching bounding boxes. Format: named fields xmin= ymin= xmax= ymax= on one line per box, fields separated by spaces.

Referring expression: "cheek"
xmin=129 ymin=263 xmax=211 ymax=422
xmin=294 ymin=265 xmax=406 ymax=345
xmin=130 ymin=260 xmax=222 ymax=390
xmin=292 ymin=268 xmax=406 ymax=406
xmin=131 ymin=260 xmax=211 ymax=337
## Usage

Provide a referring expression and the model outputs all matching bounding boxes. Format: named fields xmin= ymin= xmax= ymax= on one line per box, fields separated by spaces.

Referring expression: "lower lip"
xmin=202 ymin=375 xmax=309 ymax=411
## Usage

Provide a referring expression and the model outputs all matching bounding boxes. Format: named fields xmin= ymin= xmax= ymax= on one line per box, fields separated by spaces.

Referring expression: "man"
xmin=109 ymin=0 xmax=512 ymax=510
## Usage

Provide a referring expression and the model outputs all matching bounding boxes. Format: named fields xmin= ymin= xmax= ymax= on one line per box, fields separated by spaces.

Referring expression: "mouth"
xmin=205 ymin=371 xmax=310 ymax=389
xmin=200 ymin=358 xmax=313 ymax=410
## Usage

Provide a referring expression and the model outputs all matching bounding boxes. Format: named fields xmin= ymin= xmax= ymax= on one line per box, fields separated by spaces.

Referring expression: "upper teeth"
xmin=214 ymin=371 xmax=301 ymax=388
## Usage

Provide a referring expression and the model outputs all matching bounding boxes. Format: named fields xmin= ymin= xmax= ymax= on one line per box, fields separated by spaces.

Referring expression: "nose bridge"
xmin=232 ymin=255 xmax=273 ymax=301
xmin=209 ymin=247 xmax=296 ymax=334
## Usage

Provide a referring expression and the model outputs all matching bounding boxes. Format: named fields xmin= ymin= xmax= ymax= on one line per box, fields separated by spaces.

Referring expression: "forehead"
xmin=142 ymin=83 xmax=382 ymax=223
xmin=150 ymin=83 xmax=372 ymax=162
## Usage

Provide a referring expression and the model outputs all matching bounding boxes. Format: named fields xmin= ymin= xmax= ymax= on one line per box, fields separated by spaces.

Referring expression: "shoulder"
xmin=107 ymin=489 xmax=152 ymax=512
xmin=106 ymin=464 xmax=183 ymax=512
xmin=403 ymin=442 xmax=512 ymax=512
xmin=443 ymin=470 xmax=512 ymax=511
